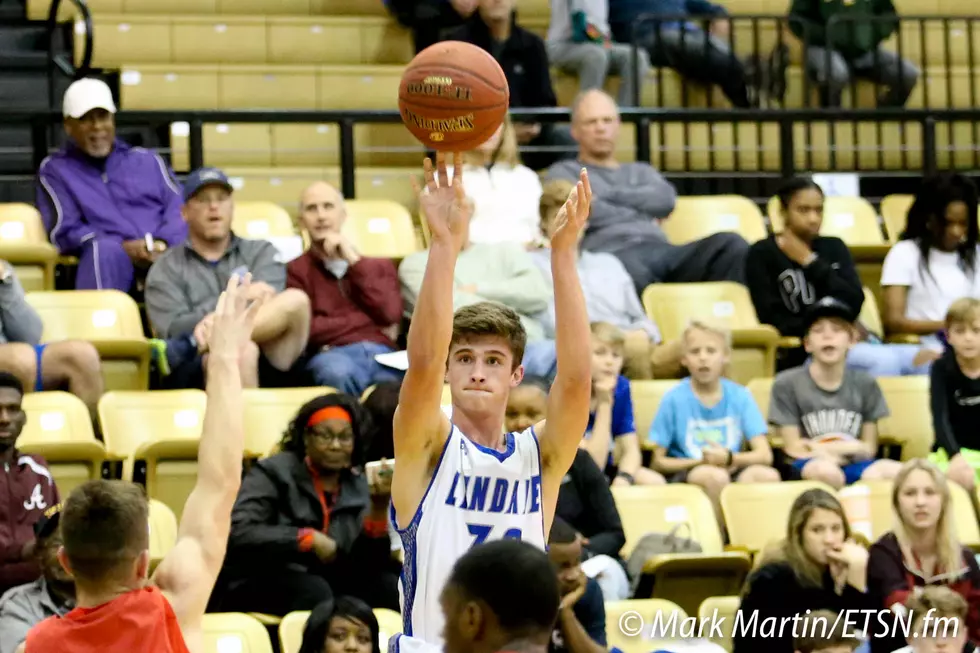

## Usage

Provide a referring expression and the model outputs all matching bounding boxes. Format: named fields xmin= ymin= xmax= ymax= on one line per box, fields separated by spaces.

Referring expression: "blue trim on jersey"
xmin=528 ymin=424 xmax=547 ymax=550
xmin=394 ymin=422 xmax=454 ymax=636
xmin=390 ymin=632 xmax=402 ymax=653
xmin=469 ymin=428 xmax=517 ymax=462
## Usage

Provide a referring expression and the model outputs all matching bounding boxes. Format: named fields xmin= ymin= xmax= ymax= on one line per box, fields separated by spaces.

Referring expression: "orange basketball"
xmin=398 ymin=41 xmax=510 ymax=152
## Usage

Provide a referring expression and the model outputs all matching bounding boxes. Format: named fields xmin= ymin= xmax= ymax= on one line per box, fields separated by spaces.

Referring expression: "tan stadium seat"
xmin=881 ymin=194 xmax=914 ymax=242
xmin=611 ymin=485 xmax=750 ymax=616
xmin=858 ymin=286 xmax=885 ymax=339
xmin=699 ymin=596 xmax=740 ymax=652
xmin=606 ymin=598 xmax=688 ymax=653
xmin=630 ymin=380 xmax=679 ymax=450
xmin=25 ymin=290 xmax=151 ymax=391
xmin=650 ymin=122 xmax=781 ymax=173
xmin=98 ymin=390 xmax=207 ymax=520
xmin=951 ymin=483 xmax=980 ymax=548
xmin=665 ymin=196 xmax=768 ymax=244
xmin=148 ymin=498 xmax=178 ymax=572
xmin=171 ymin=123 xmax=274 ymax=169
xmin=884 ymin=20 xmax=980 ymax=68
xmin=203 ymin=613 xmax=275 ymax=653
xmin=271 ymin=121 xmax=421 ymax=172
xmin=222 ymin=66 xmax=319 ymax=110
xmin=791 ymin=120 xmax=924 ymax=172
xmin=641 ymin=282 xmax=779 ymax=384
xmin=233 ymin=201 xmax=297 ymax=239
xmin=375 ymin=608 xmax=403 ymax=653
xmin=876 ymin=376 xmax=932 ymax=461
xmin=317 ymin=65 xmax=402 ymax=110
xmin=19 ymin=391 xmax=106 ymax=496
xmin=721 ymin=481 xmax=836 ymax=554
xmin=224 ymin=167 xmax=338 ymax=209
xmin=768 ymin=196 xmax=884 ymax=245
xmin=279 ymin=611 xmax=308 ymax=653
xmin=268 ymin=17 xmax=412 ymax=65
xmin=243 ymin=387 xmax=335 ymax=458
xmin=343 ymin=200 xmax=420 ymax=259
xmin=842 ymin=480 xmax=894 ymax=542
xmin=0 ymin=203 xmax=57 ymax=291
xmin=745 ymin=378 xmax=773 ymax=439
xmin=120 ymin=66 xmax=220 ymax=110
xmin=355 ymin=169 xmax=419 ymax=215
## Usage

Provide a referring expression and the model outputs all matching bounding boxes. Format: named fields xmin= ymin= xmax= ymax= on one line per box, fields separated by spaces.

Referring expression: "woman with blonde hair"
xmin=450 ymin=115 xmax=543 ymax=248
xmin=866 ymin=459 xmax=980 ymax=653
xmin=733 ymin=488 xmax=872 ymax=653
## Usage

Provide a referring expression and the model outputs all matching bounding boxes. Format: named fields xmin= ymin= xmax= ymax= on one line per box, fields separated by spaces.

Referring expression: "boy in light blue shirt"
xmin=648 ymin=321 xmax=779 ymax=528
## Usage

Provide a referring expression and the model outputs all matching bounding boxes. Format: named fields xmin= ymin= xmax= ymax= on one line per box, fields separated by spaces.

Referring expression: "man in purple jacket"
xmin=35 ymin=78 xmax=188 ymax=292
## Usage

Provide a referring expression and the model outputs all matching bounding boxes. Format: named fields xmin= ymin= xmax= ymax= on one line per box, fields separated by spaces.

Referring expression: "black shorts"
xmin=670 ymin=467 xmax=747 ymax=484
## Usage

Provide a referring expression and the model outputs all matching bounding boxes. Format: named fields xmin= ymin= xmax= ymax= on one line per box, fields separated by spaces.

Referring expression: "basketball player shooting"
xmin=21 ymin=275 xmax=262 ymax=653
xmin=390 ymin=152 xmax=593 ymax=647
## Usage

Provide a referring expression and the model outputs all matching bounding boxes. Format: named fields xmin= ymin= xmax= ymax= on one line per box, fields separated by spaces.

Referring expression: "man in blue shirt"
xmin=547 ymin=518 xmax=607 ymax=653
xmin=648 ymin=321 xmax=779 ymax=529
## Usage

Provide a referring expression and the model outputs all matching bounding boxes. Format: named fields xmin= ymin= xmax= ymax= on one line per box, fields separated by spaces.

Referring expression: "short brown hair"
xmin=793 ymin=610 xmax=861 ymax=653
xmin=539 ymin=180 xmax=574 ymax=230
xmin=61 ymin=480 xmax=150 ymax=586
xmin=946 ymin=297 xmax=980 ymax=329
xmin=451 ymin=303 xmax=527 ymax=368
xmin=906 ymin=586 xmax=967 ymax=635
xmin=590 ymin=322 xmax=625 ymax=353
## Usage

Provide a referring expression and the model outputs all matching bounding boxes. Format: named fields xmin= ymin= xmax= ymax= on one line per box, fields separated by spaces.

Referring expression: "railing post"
xmin=30 ymin=117 xmax=48 ymax=170
xmin=189 ymin=119 xmax=204 ymax=170
xmin=340 ymin=119 xmax=356 ymax=199
xmin=778 ymin=118 xmax=794 ymax=178
xmin=922 ymin=116 xmax=937 ymax=177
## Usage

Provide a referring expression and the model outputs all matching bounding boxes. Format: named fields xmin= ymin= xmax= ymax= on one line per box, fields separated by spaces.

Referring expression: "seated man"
xmin=649 ymin=321 xmax=779 ymax=530
xmin=533 ymin=179 xmax=683 ymax=379
xmin=609 ymin=0 xmax=753 ymax=108
xmin=546 ymin=0 xmax=651 ymax=107
xmin=287 ymin=182 xmax=404 ymax=396
xmin=769 ymin=298 xmax=902 ymax=490
xmin=0 ymin=505 xmax=74 ymax=653
xmin=445 ymin=0 xmax=576 ymax=170
xmin=36 ymin=78 xmax=187 ymax=292
xmin=145 ymin=167 xmax=310 ymax=389
xmin=398 ymin=196 xmax=554 ymax=378
xmin=0 ymin=374 xmax=60 ymax=598
xmin=0 ymin=261 xmax=102 ymax=417
xmin=546 ymin=518 xmax=607 ymax=653
xmin=545 ymin=90 xmax=749 ymax=296
xmin=746 ymin=177 xmax=938 ymax=375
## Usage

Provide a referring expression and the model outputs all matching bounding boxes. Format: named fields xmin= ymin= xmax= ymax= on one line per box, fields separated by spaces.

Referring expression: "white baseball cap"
xmin=62 ymin=78 xmax=117 ymax=119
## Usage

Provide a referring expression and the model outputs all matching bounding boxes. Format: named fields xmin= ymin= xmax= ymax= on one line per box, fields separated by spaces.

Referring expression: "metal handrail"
xmin=46 ymin=0 xmax=94 ymax=107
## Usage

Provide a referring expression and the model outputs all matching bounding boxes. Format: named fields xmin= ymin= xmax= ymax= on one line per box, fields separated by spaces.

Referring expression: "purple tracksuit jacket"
xmin=35 ymin=139 xmax=188 ymax=291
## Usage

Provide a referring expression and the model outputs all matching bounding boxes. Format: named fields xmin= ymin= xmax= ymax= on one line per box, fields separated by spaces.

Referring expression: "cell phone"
xmin=365 ymin=460 xmax=394 ymax=485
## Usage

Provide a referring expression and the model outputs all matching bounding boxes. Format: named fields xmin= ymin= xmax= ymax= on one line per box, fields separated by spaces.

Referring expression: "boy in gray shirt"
xmin=769 ymin=297 xmax=902 ymax=490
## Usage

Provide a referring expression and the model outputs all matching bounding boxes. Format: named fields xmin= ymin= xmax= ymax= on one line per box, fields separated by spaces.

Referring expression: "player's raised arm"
xmin=393 ymin=153 xmax=467 ymax=469
xmin=151 ymin=274 xmax=262 ymax=633
xmin=538 ymin=171 xmax=594 ymax=480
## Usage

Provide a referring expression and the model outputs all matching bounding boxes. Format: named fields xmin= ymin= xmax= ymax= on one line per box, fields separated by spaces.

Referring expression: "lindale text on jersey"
xmin=444 ymin=473 xmax=543 ymax=515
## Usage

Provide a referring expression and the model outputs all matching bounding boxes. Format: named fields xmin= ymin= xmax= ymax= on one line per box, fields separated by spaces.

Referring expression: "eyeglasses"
xmin=308 ymin=430 xmax=354 ymax=446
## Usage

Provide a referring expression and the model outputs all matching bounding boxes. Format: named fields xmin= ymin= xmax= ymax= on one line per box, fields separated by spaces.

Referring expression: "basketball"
xmin=398 ymin=41 xmax=510 ymax=152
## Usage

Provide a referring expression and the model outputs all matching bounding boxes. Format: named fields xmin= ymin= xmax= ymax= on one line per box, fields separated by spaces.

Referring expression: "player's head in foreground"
xmin=441 ymin=539 xmax=559 ymax=653
xmin=57 ymin=479 xmax=151 ymax=600
xmin=448 ymin=302 xmax=527 ymax=419
xmin=904 ymin=586 xmax=968 ymax=653
xmin=792 ymin=609 xmax=861 ymax=653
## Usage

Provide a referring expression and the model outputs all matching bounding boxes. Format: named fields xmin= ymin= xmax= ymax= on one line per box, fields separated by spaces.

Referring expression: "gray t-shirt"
xmin=769 ymin=367 xmax=889 ymax=442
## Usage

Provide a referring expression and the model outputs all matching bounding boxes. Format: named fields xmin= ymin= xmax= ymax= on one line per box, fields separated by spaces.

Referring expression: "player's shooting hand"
xmin=311 ymin=531 xmax=338 ymax=563
xmin=207 ymin=274 xmax=264 ymax=361
xmin=549 ymin=169 xmax=592 ymax=253
xmin=414 ymin=152 xmax=469 ymax=252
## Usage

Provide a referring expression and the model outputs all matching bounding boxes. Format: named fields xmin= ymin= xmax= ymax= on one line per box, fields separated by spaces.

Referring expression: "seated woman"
xmin=451 ymin=116 xmax=543 ymax=249
xmin=299 ymin=596 xmax=381 ymax=653
xmin=212 ymin=393 xmax=400 ymax=615
xmin=733 ymin=489 xmax=873 ymax=653
xmin=867 ymin=459 xmax=980 ymax=653
xmin=506 ymin=377 xmax=629 ymax=600
xmin=881 ymin=174 xmax=980 ymax=353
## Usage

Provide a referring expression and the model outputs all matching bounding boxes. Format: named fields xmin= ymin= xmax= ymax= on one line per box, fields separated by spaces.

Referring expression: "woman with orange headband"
xmin=209 ymin=392 xmax=400 ymax=617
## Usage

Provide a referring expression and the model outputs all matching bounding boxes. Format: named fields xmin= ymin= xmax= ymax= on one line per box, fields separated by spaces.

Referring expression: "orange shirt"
xmin=26 ymin=586 xmax=190 ymax=653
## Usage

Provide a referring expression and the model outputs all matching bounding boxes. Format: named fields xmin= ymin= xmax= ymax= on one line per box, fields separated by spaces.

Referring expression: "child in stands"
xmin=649 ymin=321 xmax=779 ymax=529
xmin=769 ymin=297 xmax=901 ymax=490
xmin=891 ymin=586 xmax=974 ymax=653
xmin=929 ymin=297 xmax=980 ymax=491
xmin=580 ymin=322 xmax=664 ymax=486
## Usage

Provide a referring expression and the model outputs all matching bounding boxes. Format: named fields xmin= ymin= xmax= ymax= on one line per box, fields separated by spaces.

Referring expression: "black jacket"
xmin=733 ymin=560 xmax=874 ymax=653
xmin=930 ymin=348 xmax=980 ymax=456
xmin=746 ymin=235 xmax=865 ymax=338
xmin=556 ymin=449 xmax=626 ymax=559
xmin=222 ymin=451 xmax=390 ymax=578
xmin=444 ymin=12 xmax=558 ymax=110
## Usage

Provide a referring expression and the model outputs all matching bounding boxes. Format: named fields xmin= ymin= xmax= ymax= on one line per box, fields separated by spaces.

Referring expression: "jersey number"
xmin=467 ymin=523 xmax=523 ymax=548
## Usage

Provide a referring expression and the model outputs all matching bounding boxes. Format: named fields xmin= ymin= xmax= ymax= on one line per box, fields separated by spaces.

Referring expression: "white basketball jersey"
xmin=392 ymin=424 xmax=546 ymax=647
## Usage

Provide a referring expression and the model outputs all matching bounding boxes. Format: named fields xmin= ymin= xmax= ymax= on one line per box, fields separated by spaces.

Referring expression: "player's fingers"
xmin=581 ymin=169 xmax=593 ymax=200
xmin=437 ymin=152 xmax=450 ymax=188
xmin=452 ymin=152 xmax=463 ymax=184
xmin=422 ymin=158 xmax=436 ymax=190
xmin=576 ymin=181 xmax=588 ymax=217
xmin=215 ymin=291 xmax=227 ymax=319
xmin=411 ymin=175 xmax=423 ymax=198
